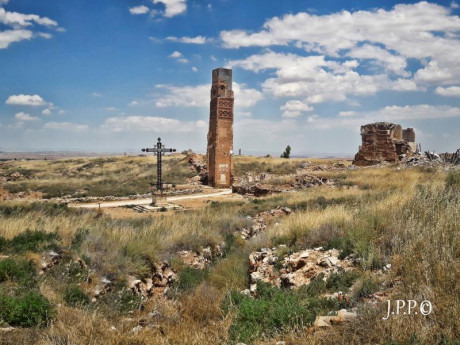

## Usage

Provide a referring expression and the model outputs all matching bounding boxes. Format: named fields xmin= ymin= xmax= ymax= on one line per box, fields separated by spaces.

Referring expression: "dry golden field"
xmin=0 ymin=155 xmax=459 ymax=345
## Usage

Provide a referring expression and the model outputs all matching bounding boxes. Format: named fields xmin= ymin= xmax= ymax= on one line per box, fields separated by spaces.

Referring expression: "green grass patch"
xmin=0 ymin=230 xmax=59 ymax=254
xmin=63 ymin=285 xmax=90 ymax=307
xmin=223 ymin=282 xmax=351 ymax=344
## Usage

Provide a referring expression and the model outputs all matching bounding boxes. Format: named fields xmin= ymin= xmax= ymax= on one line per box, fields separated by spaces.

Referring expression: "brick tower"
xmin=207 ymin=68 xmax=234 ymax=188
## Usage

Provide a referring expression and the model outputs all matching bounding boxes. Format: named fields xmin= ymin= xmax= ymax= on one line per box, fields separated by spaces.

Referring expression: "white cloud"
xmin=166 ymin=35 xmax=207 ymax=44
xmin=0 ymin=6 xmax=58 ymax=49
xmin=169 ymin=50 xmax=188 ymax=63
xmin=101 ymin=116 xmax=205 ymax=133
xmin=152 ymin=0 xmax=186 ymax=18
xmin=92 ymin=92 xmax=102 ymax=98
xmin=6 ymin=94 xmax=48 ymax=106
xmin=0 ymin=29 xmax=32 ymax=49
xmin=435 ymin=86 xmax=460 ymax=97
xmin=305 ymin=104 xmax=460 ymax=131
xmin=282 ymin=111 xmax=301 ymax=118
xmin=221 ymin=2 xmax=460 ymax=92
xmin=42 ymin=108 xmax=52 ymax=115
xmin=43 ymin=122 xmax=89 ymax=132
xmin=129 ymin=5 xmax=149 ymax=15
xmin=154 ymin=82 xmax=263 ymax=108
xmin=191 ymin=66 xmax=198 ymax=72
xmin=0 ymin=7 xmax=57 ymax=27
xmin=129 ymin=101 xmax=139 ymax=106
xmin=338 ymin=111 xmax=357 ymax=117
xmin=228 ymin=51 xmax=396 ymax=102
xmin=280 ymin=100 xmax=313 ymax=113
xmin=36 ymin=32 xmax=52 ymax=39
xmin=15 ymin=112 xmax=39 ymax=121
xmin=0 ymin=0 xmax=9 ymax=5
xmin=346 ymin=44 xmax=408 ymax=76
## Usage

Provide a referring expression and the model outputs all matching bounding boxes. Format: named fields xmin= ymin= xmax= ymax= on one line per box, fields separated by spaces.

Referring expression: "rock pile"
xmin=239 ymin=206 xmax=292 ymax=240
xmin=186 ymin=153 xmax=208 ymax=185
xmin=247 ymin=246 xmax=356 ymax=294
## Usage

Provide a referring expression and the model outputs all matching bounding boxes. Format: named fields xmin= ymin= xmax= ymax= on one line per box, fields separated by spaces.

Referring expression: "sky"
xmin=1 ymin=0 xmax=460 ymax=156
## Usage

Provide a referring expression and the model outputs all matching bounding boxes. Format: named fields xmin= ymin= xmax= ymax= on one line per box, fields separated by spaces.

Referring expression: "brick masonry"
xmin=207 ymin=68 xmax=234 ymax=187
xmin=353 ymin=122 xmax=416 ymax=166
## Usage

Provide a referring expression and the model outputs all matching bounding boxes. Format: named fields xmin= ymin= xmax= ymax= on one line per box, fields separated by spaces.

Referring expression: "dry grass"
xmin=0 ymin=158 xmax=459 ymax=344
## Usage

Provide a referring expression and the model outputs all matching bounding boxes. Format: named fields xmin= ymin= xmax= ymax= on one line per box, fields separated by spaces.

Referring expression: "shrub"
xmin=0 ymin=291 xmax=53 ymax=327
xmin=63 ymin=285 xmax=90 ymax=307
xmin=0 ymin=258 xmax=37 ymax=288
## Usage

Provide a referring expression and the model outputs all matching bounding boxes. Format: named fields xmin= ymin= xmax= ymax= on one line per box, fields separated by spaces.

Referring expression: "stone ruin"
xmin=353 ymin=122 xmax=416 ymax=166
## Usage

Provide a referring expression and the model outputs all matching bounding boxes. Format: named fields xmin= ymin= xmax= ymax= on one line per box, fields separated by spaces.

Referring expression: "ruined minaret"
xmin=207 ymin=68 xmax=234 ymax=188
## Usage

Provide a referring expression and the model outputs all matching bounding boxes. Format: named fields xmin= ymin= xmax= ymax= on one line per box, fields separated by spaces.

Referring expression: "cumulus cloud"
xmin=169 ymin=51 xmax=188 ymax=63
xmin=14 ymin=112 xmax=39 ymax=121
xmin=166 ymin=35 xmax=208 ymax=44
xmin=6 ymin=94 xmax=48 ymax=106
xmin=221 ymin=1 xmax=460 ymax=106
xmin=154 ymin=82 xmax=262 ymax=108
xmin=101 ymin=116 xmax=205 ymax=133
xmin=41 ymin=108 xmax=52 ymax=116
xmin=280 ymin=100 xmax=313 ymax=118
xmin=228 ymin=51 xmax=403 ymax=102
xmin=0 ymin=29 xmax=32 ymax=49
xmin=0 ymin=7 xmax=58 ymax=49
xmin=435 ymin=86 xmax=460 ymax=97
xmin=43 ymin=122 xmax=89 ymax=132
xmin=129 ymin=5 xmax=149 ymax=15
xmin=152 ymin=0 xmax=186 ymax=17
xmin=0 ymin=7 xmax=57 ymax=27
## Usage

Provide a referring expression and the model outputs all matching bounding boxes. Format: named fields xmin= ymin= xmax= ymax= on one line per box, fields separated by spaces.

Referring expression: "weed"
xmin=63 ymin=285 xmax=90 ymax=307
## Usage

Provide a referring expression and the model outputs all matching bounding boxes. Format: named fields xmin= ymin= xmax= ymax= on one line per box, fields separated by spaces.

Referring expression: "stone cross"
xmin=142 ymin=137 xmax=176 ymax=193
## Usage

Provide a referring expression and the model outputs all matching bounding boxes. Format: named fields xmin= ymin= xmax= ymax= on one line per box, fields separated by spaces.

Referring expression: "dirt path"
xmin=68 ymin=189 xmax=232 ymax=209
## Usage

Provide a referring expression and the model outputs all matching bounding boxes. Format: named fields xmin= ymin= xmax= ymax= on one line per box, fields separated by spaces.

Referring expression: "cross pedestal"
xmin=142 ymin=137 xmax=176 ymax=207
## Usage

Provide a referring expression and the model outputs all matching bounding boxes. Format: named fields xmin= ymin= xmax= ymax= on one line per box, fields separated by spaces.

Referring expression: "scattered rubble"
xmin=233 ymin=172 xmax=334 ymax=197
xmin=239 ymin=206 xmax=292 ymax=240
xmin=186 ymin=153 xmax=208 ymax=185
xmin=247 ymin=246 xmax=356 ymax=294
xmin=313 ymin=308 xmax=357 ymax=328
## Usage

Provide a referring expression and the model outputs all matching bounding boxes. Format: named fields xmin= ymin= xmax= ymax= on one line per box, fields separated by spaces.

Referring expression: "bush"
xmin=0 ymin=292 xmax=53 ymax=327
xmin=0 ymin=259 xmax=37 ymax=288
xmin=63 ymin=285 xmax=90 ymax=307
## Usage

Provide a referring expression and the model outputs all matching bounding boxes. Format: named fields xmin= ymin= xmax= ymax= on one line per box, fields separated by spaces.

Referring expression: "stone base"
xmin=151 ymin=193 xmax=168 ymax=207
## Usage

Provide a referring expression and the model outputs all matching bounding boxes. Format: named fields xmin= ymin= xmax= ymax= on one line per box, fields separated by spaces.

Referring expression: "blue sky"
xmin=1 ymin=0 xmax=460 ymax=155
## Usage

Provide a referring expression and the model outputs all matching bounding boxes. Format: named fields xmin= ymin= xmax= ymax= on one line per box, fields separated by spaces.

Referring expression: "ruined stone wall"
xmin=353 ymin=122 xmax=416 ymax=166
xmin=207 ymin=68 xmax=234 ymax=187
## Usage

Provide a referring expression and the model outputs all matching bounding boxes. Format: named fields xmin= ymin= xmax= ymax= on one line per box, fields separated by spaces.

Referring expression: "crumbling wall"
xmin=353 ymin=122 xmax=416 ymax=166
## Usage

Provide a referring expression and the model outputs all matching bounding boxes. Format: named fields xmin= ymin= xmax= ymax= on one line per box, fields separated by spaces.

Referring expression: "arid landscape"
xmin=2 ymin=1 xmax=460 ymax=344
xmin=0 ymin=153 xmax=459 ymax=344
